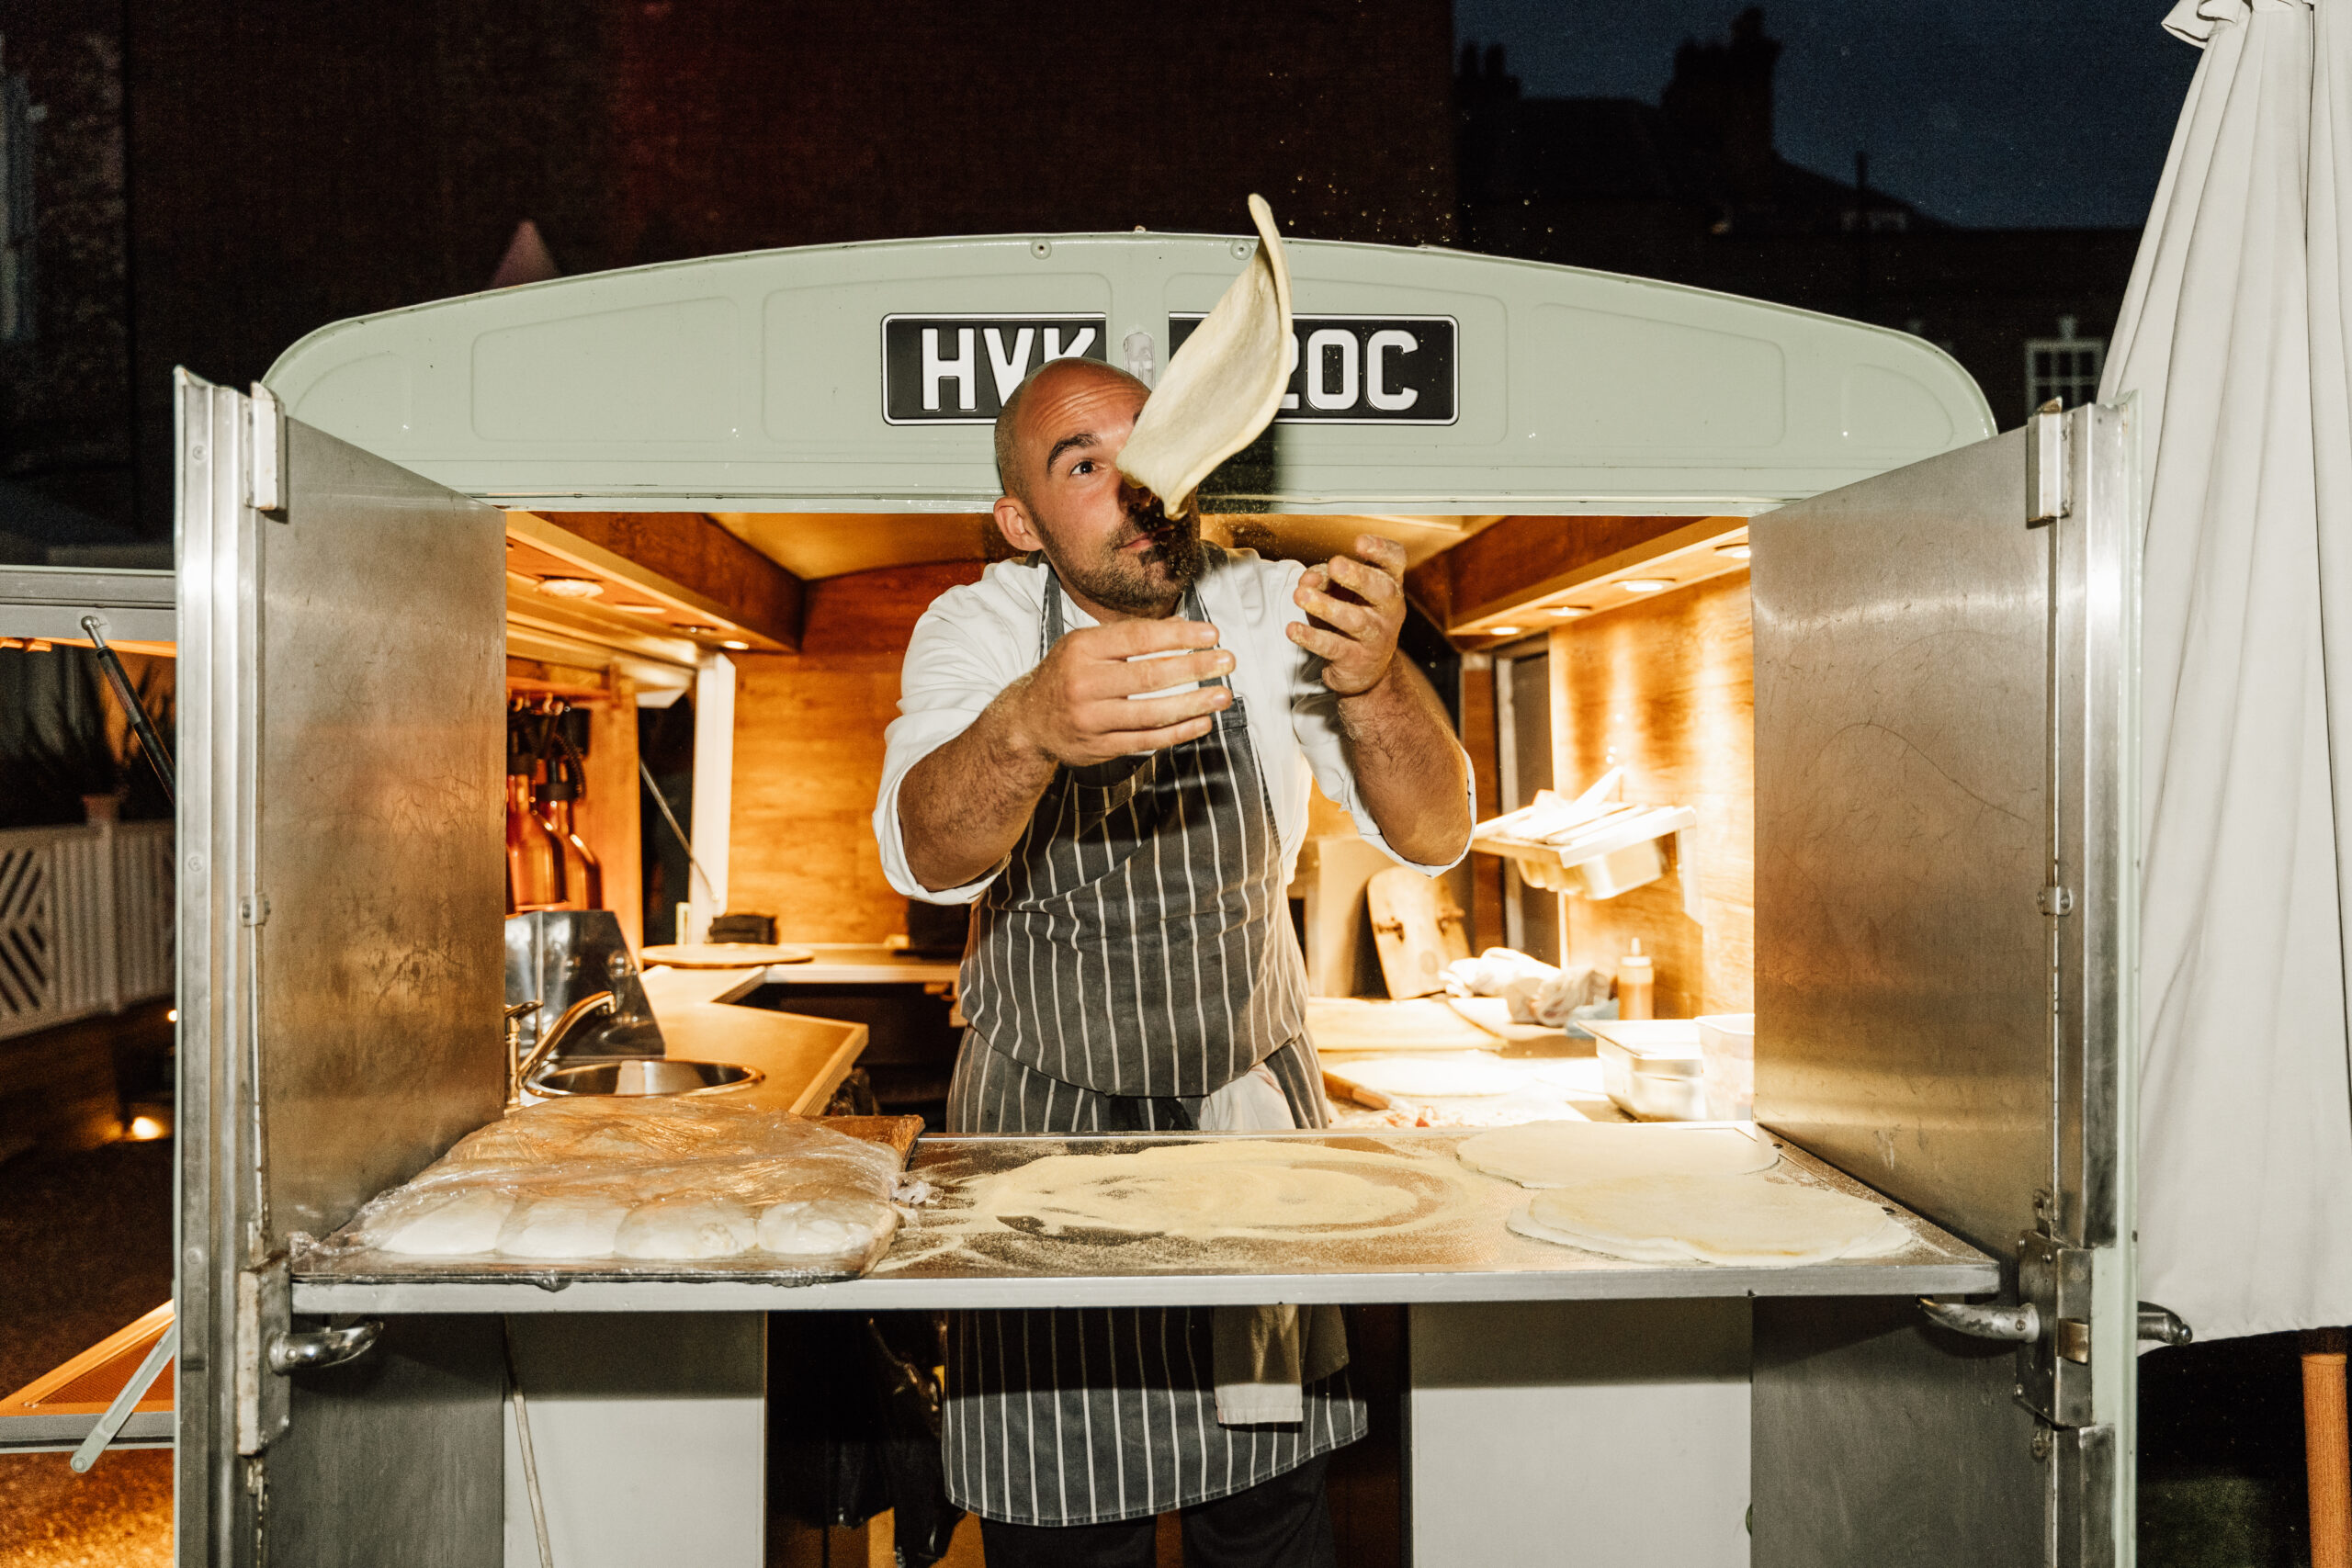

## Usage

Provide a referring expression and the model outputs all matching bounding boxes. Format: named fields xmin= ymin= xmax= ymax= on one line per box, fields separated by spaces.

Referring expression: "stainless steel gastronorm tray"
xmin=292 ymin=1127 xmax=1999 ymax=1314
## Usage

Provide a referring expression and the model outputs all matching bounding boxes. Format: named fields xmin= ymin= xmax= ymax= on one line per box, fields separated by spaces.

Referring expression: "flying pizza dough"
xmin=1456 ymin=1121 xmax=1777 ymax=1189
xmin=497 ymin=1195 xmax=630 ymax=1259
xmin=1509 ymin=1173 xmax=1911 ymax=1267
xmin=376 ymin=1190 xmax=515 ymax=1257
xmin=616 ymin=1196 xmax=758 ymax=1260
xmin=1115 ymin=195 xmax=1293 ymax=516
xmin=1331 ymin=1053 xmax=1528 ymax=1100
xmin=757 ymin=1197 xmax=895 ymax=1258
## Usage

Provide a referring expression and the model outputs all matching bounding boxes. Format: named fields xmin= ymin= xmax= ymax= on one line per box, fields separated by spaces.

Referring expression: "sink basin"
xmin=526 ymin=1059 xmax=763 ymax=1098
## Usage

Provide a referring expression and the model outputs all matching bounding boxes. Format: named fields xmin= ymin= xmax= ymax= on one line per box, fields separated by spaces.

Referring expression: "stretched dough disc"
xmin=497 ymin=1195 xmax=629 ymax=1259
xmin=377 ymin=1190 xmax=514 ymax=1257
xmin=757 ymin=1197 xmax=895 ymax=1259
xmin=1115 ymin=195 xmax=1293 ymax=516
xmin=1510 ymin=1174 xmax=1911 ymax=1267
xmin=1331 ymin=1053 xmax=1527 ymax=1099
xmin=615 ymin=1196 xmax=758 ymax=1260
xmin=1457 ymin=1121 xmax=1776 ymax=1189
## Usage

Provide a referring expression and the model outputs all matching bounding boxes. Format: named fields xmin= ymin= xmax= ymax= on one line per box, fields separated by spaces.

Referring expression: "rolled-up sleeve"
xmin=874 ymin=574 xmax=1037 ymax=905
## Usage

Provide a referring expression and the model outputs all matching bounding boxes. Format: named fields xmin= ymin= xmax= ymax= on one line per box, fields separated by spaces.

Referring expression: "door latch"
xmin=2027 ymin=401 xmax=2071 ymax=525
xmin=1920 ymin=1233 xmax=2102 ymax=1427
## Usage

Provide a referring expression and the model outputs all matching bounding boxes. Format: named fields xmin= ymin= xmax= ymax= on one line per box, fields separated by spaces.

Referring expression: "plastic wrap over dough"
xmin=498 ymin=1194 xmax=630 ymax=1259
xmin=616 ymin=1196 xmax=759 ymax=1260
xmin=374 ymin=1190 xmax=517 ymax=1257
xmin=757 ymin=1197 xmax=896 ymax=1258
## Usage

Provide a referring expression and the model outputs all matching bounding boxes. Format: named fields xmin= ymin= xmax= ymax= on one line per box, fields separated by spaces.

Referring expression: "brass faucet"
xmin=508 ymin=990 xmax=616 ymax=1105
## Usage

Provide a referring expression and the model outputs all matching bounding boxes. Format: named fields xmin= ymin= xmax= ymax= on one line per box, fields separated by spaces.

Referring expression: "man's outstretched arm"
xmin=1288 ymin=535 xmax=1474 ymax=868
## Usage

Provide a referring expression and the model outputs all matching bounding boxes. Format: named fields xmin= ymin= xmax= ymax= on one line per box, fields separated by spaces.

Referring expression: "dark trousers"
xmin=975 ymin=1454 xmax=1336 ymax=1568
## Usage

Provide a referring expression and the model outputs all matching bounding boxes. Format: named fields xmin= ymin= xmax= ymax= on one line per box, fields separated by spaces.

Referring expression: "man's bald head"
xmin=993 ymin=356 xmax=1152 ymax=504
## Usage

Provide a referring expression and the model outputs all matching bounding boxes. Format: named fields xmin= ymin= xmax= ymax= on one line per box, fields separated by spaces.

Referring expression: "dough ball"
xmin=1457 ymin=1121 xmax=1776 ymax=1189
xmin=375 ymin=1190 xmax=514 ymax=1257
xmin=615 ymin=1196 xmax=758 ymax=1260
xmin=1512 ymin=1172 xmax=1904 ymax=1267
xmin=497 ymin=1195 xmax=629 ymax=1259
xmin=756 ymin=1198 xmax=894 ymax=1259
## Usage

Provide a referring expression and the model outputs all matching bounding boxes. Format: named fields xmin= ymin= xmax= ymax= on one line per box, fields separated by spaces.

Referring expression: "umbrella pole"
xmin=2308 ymin=1327 xmax=2351 ymax=1568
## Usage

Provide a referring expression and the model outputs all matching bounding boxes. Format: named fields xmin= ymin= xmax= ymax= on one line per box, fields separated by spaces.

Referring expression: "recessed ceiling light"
xmin=1716 ymin=541 xmax=1752 ymax=559
xmin=680 ymin=624 xmax=719 ymax=636
xmin=1487 ymin=625 xmax=1524 ymax=636
xmin=1620 ymin=579 xmax=1673 ymax=593
xmin=1547 ymin=605 xmax=1591 ymax=618
xmin=537 ymin=576 xmax=605 ymax=599
xmin=721 ymin=639 xmax=750 ymax=650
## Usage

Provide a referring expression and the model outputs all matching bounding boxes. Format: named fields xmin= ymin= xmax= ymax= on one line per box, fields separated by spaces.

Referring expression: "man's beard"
xmin=1042 ymin=508 xmax=1204 ymax=618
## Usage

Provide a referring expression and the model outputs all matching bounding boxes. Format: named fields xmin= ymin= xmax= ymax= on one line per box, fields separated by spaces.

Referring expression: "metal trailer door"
xmin=175 ymin=371 xmax=508 ymax=1567
xmin=1750 ymin=402 xmax=2140 ymax=1566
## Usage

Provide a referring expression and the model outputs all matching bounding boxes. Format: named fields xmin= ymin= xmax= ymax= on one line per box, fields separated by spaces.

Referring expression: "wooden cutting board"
xmin=1366 ymin=867 xmax=1471 ymax=998
xmin=1306 ymin=997 xmax=1504 ymax=1054
xmin=642 ymin=942 xmax=815 ymax=969
xmin=820 ymin=1114 xmax=924 ymax=1166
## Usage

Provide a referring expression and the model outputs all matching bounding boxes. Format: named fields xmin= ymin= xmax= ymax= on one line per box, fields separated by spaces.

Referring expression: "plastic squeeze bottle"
xmin=1618 ymin=940 xmax=1656 ymax=1021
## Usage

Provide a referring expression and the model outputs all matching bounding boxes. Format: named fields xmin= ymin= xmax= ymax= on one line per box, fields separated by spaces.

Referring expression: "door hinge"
xmin=2027 ymin=402 xmax=2071 ymax=526
xmin=239 ymin=895 xmax=270 ymax=928
xmin=2039 ymin=884 xmax=2075 ymax=916
xmin=247 ymin=382 xmax=287 ymax=516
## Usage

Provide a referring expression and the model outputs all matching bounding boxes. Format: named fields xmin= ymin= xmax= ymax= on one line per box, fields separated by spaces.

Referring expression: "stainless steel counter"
xmin=291 ymin=1127 xmax=1998 ymax=1314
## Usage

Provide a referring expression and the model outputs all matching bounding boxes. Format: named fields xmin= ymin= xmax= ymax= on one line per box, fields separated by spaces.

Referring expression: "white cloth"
xmin=873 ymin=548 xmax=1474 ymax=903
xmin=1194 ymin=1065 xmax=1350 ymax=1426
xmin=2107 ymin=0 xmax=2352 ymax=1341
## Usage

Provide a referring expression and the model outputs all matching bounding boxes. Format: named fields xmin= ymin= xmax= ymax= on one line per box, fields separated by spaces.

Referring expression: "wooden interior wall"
xmin=728 ymin=563 xmax=987 ymax=944
xmin=1552 ymin=572 xmax=1754 ymax=1020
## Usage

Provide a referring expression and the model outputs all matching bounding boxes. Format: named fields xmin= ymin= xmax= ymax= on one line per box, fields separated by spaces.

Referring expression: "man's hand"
xmin=1288 ymin=535 xmax=1408 ymax=695
xmin=1009 ymin=618 xmax=1234 ymax=766
xmin=899 ymin=617 xmax=1234 ymax=891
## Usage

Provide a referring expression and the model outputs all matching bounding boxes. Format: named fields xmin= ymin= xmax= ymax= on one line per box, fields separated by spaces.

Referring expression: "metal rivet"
xmin=191 ymin=446 xmax=206 ymax=461
xmin=1030 ymin=240 xmax=1052 ymax=259
xmin=1231 ymin=241 xmax=1252 ymax=259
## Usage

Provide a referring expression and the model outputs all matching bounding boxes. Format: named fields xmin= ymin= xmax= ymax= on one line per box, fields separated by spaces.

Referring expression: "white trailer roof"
xmin=264 ymin=231 xmax=1993 ymax=520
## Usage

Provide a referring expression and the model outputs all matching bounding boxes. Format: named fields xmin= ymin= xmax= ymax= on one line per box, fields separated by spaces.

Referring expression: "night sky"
xmin=1455 ymin=0 xmax=2203 ymax=229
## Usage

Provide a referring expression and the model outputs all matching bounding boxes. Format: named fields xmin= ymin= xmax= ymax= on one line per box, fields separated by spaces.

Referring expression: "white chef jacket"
xmin=874 ymin=546 xmax=1472 ymax=903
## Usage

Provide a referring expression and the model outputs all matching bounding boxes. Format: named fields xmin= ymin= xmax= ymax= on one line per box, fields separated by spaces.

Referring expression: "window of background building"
xmin=2026 ymin=315 xmax=2105 ymax=410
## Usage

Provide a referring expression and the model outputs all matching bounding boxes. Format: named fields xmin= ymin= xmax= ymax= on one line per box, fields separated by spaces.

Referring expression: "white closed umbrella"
xmin=2104 ymin=0 xmax=2352 ymax=1346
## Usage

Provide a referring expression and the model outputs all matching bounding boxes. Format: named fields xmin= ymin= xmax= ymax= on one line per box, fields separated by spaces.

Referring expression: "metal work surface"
xmin=263 ymin=232 xmax=1991 ymax=517
xmin=291 ymin=1129 xmax=1996 ymax=1314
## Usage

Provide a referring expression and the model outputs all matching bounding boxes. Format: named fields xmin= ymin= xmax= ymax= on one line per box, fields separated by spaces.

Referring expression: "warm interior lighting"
xmin=720 ymin=639 xmax=750 ymax=650
xmin=165 ymin=1008 xmax=178 ymax=1023
xmin=1487 ymin=626 xmax=1524 ymax=637
xmin=680 ymin=624 xmax=718 ymax=636
xmin=128 ymin=1117 xmax=166 ymax=1141
xmin=610 ymin=603 xmax=664 ymax=615
xmin=536 ymin=576 xmax=605 ymax=599
xmin=1547 ymin=605 xmax=1591 ymax=619
xmin=1716 ymin=541 xmax=1753 ymax=559
xmin=1619 ymin=579 xmax=1673 ymax=593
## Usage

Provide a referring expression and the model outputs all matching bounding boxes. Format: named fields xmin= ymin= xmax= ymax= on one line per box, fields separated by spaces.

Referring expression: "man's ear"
xmin=992 ymin=495 xmax=1043 ymax=554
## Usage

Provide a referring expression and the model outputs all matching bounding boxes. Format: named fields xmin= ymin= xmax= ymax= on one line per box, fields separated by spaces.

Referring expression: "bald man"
xmin=874 ymin=356 xmax=1472 ymax=1567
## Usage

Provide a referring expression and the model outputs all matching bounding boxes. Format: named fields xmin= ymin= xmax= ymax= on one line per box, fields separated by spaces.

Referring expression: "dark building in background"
xmin=1 ymin=0 xmax=1456 ymax=544
xmin=1456 ymin=8 xmax=2139 ymax=431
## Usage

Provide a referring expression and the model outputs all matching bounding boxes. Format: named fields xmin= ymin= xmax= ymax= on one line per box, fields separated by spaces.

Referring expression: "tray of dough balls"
xmin=295 ymin=1097 xmax=925 ymax=1286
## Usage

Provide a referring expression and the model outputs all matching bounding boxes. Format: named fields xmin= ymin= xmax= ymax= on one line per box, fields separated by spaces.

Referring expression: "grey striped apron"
xmin=940 ymin=570 xmax=1365 ymax=1527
